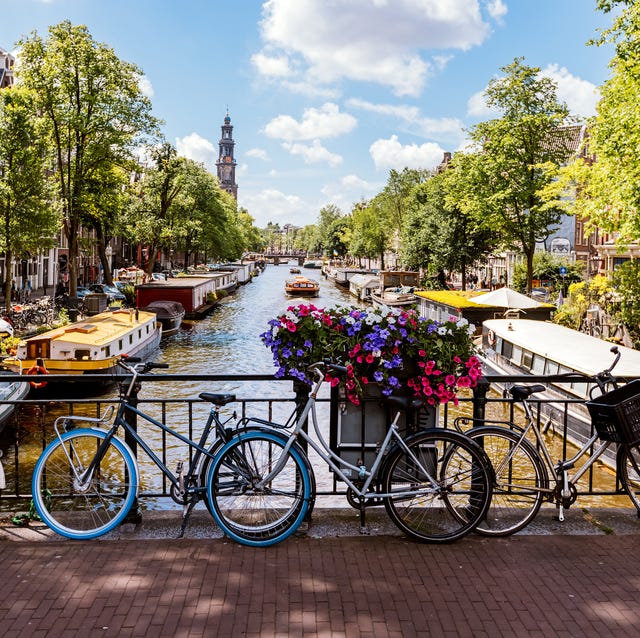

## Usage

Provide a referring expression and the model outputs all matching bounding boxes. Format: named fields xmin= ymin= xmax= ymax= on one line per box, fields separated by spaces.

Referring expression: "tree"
xmin=315 ymin=204 xmax=343 ymax=256
xmin=17 ymin=21 xmax=159 ymax=295
xmin=401 ymin=166 xmax=497 ymax=289
xmin=0 ymin=87 xmax=58 ymax=309
xmin=351 ymin=198 xmax=390 ymax=268
xmin=461 ymin=58 xmax=576 ymax=292
xmin=127 ymin=143 xmax=188 ymax=274
xmin=552 ymin=2 xmax=640 ymax=242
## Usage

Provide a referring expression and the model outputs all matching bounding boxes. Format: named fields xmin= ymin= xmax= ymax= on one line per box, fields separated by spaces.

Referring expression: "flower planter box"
xmin=329 ymin=384 xmax=437 ymax=480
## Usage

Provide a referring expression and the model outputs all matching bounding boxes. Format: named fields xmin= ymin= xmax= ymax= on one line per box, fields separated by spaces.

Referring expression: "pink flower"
xmin=286 ymin=321 xmax=297 ymax=332
xmin=445 ymin=374 xmax=456 ymax=386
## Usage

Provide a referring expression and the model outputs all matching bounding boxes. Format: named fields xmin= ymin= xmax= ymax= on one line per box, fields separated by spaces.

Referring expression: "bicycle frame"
xmin=494 ymin=392 xmax=616 ymax=521
xmin=257 ymin=370 xmax=440 ymax=501
xmin=55 ymin=394 xmax=229 ymax=499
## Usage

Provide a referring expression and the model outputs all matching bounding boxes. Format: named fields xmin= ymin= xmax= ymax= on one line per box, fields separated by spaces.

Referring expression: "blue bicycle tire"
xmin=206 ymin=430 xmax=312 ymax=547
xmin=31 ymin=428 xmax=138 ymax=540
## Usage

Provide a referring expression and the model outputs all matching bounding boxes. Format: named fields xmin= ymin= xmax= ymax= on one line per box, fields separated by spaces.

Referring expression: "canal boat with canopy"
xmin=284 ymin=275 xmax=320 ymax=297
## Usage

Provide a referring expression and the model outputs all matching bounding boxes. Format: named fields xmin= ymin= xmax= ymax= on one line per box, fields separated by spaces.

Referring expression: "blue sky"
xmin=1 ymin=0 xmax=615 ymax=228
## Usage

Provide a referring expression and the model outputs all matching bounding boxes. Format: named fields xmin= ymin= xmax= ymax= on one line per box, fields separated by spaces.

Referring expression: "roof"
xmin=484 ymin=318 xmax=640 ymax=377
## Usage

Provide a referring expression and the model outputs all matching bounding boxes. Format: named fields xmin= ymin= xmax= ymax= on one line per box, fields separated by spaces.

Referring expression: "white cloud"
xmin=282 ymin=140 xmax=343 ymax=167
xmin=467 ymin=64 xmax=600 ymax=120
xmin=542 ymin=64 xmax=600 ymax=119
xmin=250 ymin=52 xmax=293 ymax=78
xmin=257 ymin=0 xmax=493 ymax=97
xmin=485 ymin=0 xmax=507 ymax=24
xmin=263 ymin=103 xmax=357 ymax=141
xmin=246 ymin=148 xmax=270 ymax=161
xmin=347 ymin=98 xmax=465 ymax=144
xmin=137 ymin=74 xmax=154 ymax=98
xmin=175 ymin=132 xmax=216 ymax=166
xmin=466 ymin=89 xmax=499 ymax=118
xmin=238 ymin=188 xmax=314 ymax=226
xmin=369 ymin=135 xmax=445 ymax=171
xmin=321 ymin=174 xmax=381 ymax=211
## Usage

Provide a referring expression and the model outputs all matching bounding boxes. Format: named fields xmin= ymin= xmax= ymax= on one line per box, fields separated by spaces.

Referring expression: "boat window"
xmin=129 ymin=335 xmax=133 ymax=345
xmin=531 ymin=354 xmax=545 ymax=375
xmin=555 ymin=365 xmax=575 ymax=394
xmin=521 ymin=350 xmax=533 ymax=370
xmin=500 ymin=339 xmax=511 ymax=359
xmin=545 ymin=360 xmax=559 ymax=376
xmin=511 ymin=345 xmax=522 ymax=366
xmin=119 ymin=339 xmax=123 ymax=351
xmin=105 ymin=346 xmax=111 ymax=357
xmin=75 ymin=349 xmax=91 ymax=360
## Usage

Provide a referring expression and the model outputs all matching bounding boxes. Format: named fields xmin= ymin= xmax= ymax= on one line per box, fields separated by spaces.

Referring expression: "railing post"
xmin=472 ymin=378 xmax=490 ymax=426
xmin=122 ymin=378 xmax=143 ymax=525
xmin=293 ymin=380 xmax=310 ymax=453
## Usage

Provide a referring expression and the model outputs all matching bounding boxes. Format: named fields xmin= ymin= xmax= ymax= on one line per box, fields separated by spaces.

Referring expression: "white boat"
xmin=370 ymin=271 xmax=420 ymax=308
xmin=3 ymin=308 xmax=162 ymax=395
xmin=349 ymin=273 xmax=380 ymax=302
xmin=0 ymin=370 xmax=29 ymax=432
xmin=479 ymin=318 xmax=640 ymax=461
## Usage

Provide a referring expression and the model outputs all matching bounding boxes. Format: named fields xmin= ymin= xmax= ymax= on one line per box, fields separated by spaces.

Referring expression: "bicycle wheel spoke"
xmin=382 ymin=430 xmax=492 ymax=543
xmin=206 ymin=431 xmax=311 ymax=546
xmin=32 ymin=430 xmax=137 ymax=539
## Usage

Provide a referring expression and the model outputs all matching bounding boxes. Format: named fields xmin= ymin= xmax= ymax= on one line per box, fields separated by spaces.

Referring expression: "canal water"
xmin=3 ymin=263 xmax=626 ymax=510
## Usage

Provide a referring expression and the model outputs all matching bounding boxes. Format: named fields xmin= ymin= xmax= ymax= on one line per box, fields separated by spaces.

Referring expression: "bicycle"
xmin=31 ymin=358 xmax=249 ymax=540
xmin=204 ymin=361 xmax=493 ymax=547
xmin=456 ymin=346 xmax=640 ymax=536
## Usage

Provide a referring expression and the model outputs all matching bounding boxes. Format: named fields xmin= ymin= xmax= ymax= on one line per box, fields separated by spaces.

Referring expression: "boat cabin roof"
xmin=483 ymin=319 xmax=640 ymax=377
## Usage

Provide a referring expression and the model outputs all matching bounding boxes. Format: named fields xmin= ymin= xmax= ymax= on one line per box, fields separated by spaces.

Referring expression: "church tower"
xmin=215 ymin=110 xmax=238 ymax=200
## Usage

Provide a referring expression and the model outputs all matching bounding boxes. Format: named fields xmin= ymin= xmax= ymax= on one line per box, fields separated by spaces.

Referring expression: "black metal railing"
xmin=0 ymin=372 xmax=633 ymax=507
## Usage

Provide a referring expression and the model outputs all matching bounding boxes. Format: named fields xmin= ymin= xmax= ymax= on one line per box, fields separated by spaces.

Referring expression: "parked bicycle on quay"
xmin=456 ymin=346 xmax=640 ymax=536
xmin=31 ymin=358 xmax=494 ymax=547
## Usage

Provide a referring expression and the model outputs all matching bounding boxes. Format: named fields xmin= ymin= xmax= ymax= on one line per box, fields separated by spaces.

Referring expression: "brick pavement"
xmin=2 ymin=526 xmax=640 ymax=637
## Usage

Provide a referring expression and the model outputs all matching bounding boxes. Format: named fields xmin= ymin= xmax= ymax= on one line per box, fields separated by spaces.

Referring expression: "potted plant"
xmin=261 ymin=303 xmax=482 ymax=406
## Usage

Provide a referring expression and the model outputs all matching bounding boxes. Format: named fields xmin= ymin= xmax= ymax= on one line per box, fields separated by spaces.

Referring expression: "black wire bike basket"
xmin=586 ymin=379 xmax=640 ymax=445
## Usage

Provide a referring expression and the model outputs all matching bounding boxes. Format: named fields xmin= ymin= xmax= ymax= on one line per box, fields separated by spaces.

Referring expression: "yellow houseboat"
xmin=3 ymin=309 xmax=161 ymax=392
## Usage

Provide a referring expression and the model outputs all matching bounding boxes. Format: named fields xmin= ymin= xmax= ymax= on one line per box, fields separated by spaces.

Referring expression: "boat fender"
xmin=26 ymin=363 xmax=49 ymax=389
xmin=487 ymin=330 xmax=496 ymax=347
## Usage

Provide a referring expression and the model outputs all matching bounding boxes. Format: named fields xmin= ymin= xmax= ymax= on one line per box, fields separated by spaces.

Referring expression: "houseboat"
xmin=142 ymin=300 xmax=185 ymax=337
xmin=480 ymin=318 xmax=640 ymax=455
xmin=370 ymin=271 xmax=420 ymax=308
xmin=136 ymin=275 xmax=232 ymax=319
xmin=2 ymin=308 xmax=161 ymax=394
xmin=284 ymin=275 xmax=320 ymax=297
xmin=349 ymin=273 xmax=380 ymax=302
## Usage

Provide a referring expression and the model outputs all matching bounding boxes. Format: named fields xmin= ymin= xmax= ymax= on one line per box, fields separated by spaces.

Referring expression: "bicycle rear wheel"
xmin=381 ymin=429 xmax=492 ymax=543
xmin=466 ymin=426 xmax=547 ymax=536
xmin=31 ymin=429 xmax=138 ymax=540
xmin=206 ymin=430 xmax=312 ymax=547
xmin=618 ymin=443 xmax=640 ymax=511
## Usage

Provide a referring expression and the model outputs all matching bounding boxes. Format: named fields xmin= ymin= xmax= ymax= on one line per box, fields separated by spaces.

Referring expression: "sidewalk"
xmin=2 ymin=506 xmax=640 ymax=637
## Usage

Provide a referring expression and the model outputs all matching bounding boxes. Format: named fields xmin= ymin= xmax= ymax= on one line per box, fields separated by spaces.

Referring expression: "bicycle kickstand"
xmin=178 ymin=498 xmax=198 ymax=539
xmin=359 ymin=500 xmax=370 ymax=535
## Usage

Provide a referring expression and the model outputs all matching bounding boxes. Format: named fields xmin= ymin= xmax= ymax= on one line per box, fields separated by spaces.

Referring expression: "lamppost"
xmin=105 ymin=245 xmax=113 ymax=282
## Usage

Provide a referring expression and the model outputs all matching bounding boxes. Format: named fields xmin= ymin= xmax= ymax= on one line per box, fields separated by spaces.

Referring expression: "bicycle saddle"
xmin=509 ymin=385 xmax=546 ymax=401
xmin=199 ymin=392 xmax=236 ymax=406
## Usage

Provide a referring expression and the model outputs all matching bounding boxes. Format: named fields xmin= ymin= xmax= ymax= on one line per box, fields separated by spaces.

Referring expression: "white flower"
xmin=456 ymin=318 xmax=469 ymax=328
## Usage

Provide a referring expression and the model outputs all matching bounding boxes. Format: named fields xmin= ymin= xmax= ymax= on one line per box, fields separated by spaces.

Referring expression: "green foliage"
xmin=510 ymin=252 xmax=583 ymax=293
xmin=611 ymin=261 xmax=640 ymax=345
xmin=553 ymin=275 xmax=612 ymax=330
xmin=459 ymin=58 xmax=576 ymax=291
xmin=17 ymin=20 xmax=159 ymax=296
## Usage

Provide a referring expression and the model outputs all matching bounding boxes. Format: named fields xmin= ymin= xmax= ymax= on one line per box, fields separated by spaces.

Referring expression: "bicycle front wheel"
xmin=206 ymin=430 xmax=312 ymax=547
xmin=618 ymin=443 xmax=640 ymax=511
xmin=382 ymin=429 xmax=492 ymax=543
xmin=31 ymin=429 xmax=138 ymax=540
xmin=466 ymin=426 xmax=547 ymax=536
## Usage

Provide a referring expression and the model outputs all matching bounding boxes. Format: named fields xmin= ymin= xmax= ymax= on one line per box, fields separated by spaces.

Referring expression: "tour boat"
xmin=370 ymin=271 xmax=420 ymax=308
xmin=479 ymin=318 xmax=640 ymax=458
xmin=2 ymin=308 xmax=162 ymax=394
xmin=284 ymin=275 xmax=320 ymax=297
xmin=142 ymin=300 xmax=185 ymax=337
